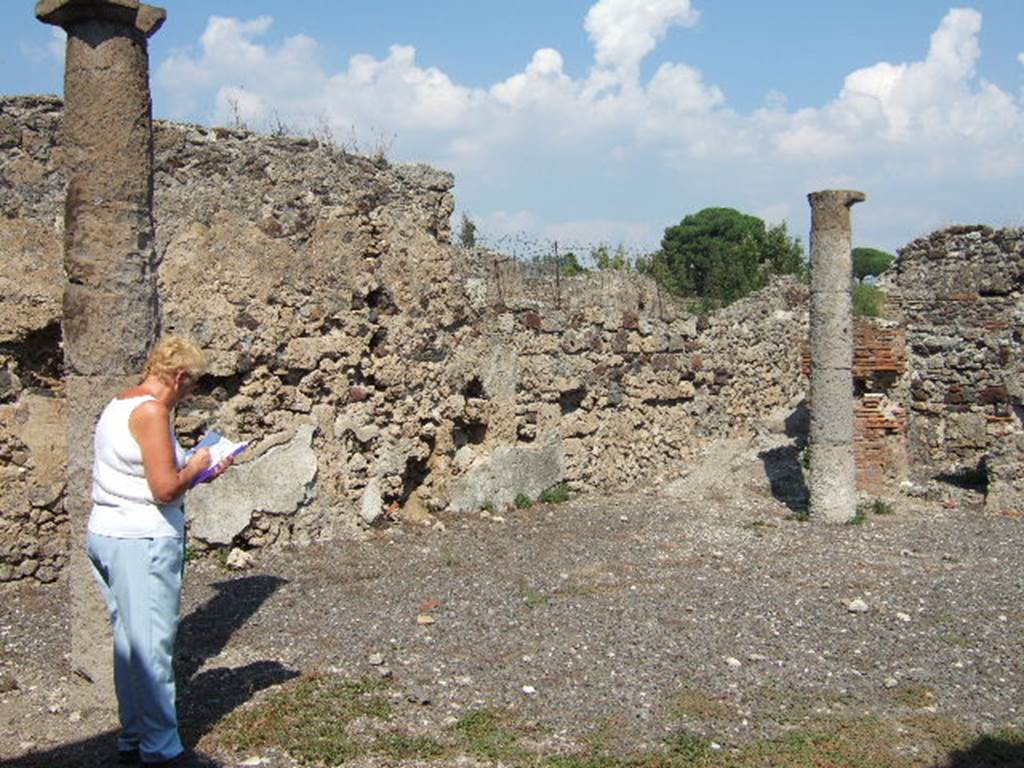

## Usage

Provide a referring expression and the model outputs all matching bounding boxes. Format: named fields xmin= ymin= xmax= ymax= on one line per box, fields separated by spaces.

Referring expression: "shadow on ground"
xmin=758 ymin=400 xmax=810 ymax=513
xmin=944 ymin=733 xmax=1024 ymax=767
xmin=5 ymin=575 xmax=294 ymax=768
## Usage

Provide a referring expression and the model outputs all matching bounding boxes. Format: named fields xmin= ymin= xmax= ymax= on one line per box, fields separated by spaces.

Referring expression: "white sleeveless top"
xmin=87 ymin=395 xmax=187 ymax=539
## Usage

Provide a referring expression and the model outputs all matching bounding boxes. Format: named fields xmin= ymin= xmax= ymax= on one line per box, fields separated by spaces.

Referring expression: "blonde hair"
xmin=143 ymin=336 xmax=205 ymax=384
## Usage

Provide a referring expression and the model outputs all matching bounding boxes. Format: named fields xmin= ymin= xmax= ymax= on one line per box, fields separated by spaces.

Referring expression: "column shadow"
xmin=4 ymin=575 xmax=295 ymax=767
xmin=757 ymin=400 xmax=810 ymax=513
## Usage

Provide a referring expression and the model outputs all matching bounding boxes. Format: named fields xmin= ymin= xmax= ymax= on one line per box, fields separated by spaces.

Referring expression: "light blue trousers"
xmin=87 ymin=533 xmax=185 ymax=762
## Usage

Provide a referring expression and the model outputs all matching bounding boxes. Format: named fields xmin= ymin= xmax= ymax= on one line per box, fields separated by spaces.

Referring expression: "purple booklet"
xmin=189 ymin=431 xmax=249 ymax=485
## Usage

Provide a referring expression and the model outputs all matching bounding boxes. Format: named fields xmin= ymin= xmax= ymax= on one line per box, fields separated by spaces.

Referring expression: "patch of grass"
xmin=741 ymin=716 xmax=904 ymax=767
xmin=663 ymin=729 xmax=714 ymax=761
xmin=889 ymin=682 xmax=938 ymax=709
xmin=452 ymin=708 xmax=534 ymax=764
xmin=852 ymin=498 xmax=896 ymax=524
xmin=523 ymin=587 xmax=550 ymax=609
xmin=209 ymin=674 xmax=392 ymax=766
xmin=482 ymin=501 xmax=496 ymax=514
xmin=870 ymin=498 xmax=895 ymax=515
xmin=786 ymin=506 xmax=810 ymax=522
xmin=546 ymin=755 xmax=629 ymax=768
xmin=539 ymin=483 xmax=571 ymax=504
xmin=373 ymin=731 xmax=449 ymax=760
xmin=515 ymin=492 xmax=533 ymax=509
xmin=674 ymin=689 xmax=736 ymax=722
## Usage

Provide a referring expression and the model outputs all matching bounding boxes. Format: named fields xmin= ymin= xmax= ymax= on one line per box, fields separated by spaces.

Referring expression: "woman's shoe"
xmin=141 ymin=750 xmax=188 ymax=767
xmin=117 ymin=748 xmax=140 ymax=765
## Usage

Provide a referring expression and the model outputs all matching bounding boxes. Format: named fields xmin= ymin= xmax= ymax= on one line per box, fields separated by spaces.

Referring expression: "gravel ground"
xmin=1 ymin=434 xmax=1021 ymax=767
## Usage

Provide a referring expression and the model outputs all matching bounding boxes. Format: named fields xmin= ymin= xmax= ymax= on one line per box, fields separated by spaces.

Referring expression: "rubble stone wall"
xmin=1 ymin=95 xmax=809 ymax=582
xmin=892 ymin=225 xmax=1024 ymax=509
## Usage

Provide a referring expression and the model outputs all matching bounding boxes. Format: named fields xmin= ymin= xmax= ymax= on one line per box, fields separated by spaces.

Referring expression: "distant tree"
xmin=852 ymin=247 xmax=895 ymax=282
xmin=592 ymin=244 xmax=630 ymax=271
xmin=559 ymin=251 xmax=586 ymax=276
xmin=458 ymin=213 xmax=477 ymax=247
xmin=761 ymin=221 xmax=805 ymax=278
xmin=647 ymin=207 xmax=805 ymax=307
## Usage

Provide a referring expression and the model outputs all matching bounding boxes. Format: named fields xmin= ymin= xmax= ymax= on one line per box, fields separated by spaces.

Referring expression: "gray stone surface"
xmin=359 ymin=478 xmax=384 ymax=524
xmin=189 ymin=424 xmax=318 ymax=545
xmin=807 ymin=189 xmax=865 ymax=523
xmin=36 ymin=0 xmax=166 ymax=37
xmin=448 ymin=436 xmax=565 ymax=512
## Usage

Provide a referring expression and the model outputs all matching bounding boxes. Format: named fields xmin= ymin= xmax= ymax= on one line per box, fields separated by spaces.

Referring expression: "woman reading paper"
xmin=87 ymin=336 xmax=234 ymax=767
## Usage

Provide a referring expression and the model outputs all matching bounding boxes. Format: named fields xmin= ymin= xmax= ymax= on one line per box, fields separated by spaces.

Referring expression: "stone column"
xmin=36 ymin=0 xmax=165 ymax=696
xmin=807 ymin=189 xmax=865 ymax=523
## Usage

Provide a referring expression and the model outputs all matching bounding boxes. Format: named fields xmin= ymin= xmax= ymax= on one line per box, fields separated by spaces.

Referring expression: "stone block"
xmin=448 ymin=436 xmax=564 ymax=512
xmin=189 ymin=423 xmax=318 ymax=545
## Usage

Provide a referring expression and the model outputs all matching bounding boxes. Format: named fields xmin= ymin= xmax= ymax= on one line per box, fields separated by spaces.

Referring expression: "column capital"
xmin=36 ymin=0 xmax=166 ymax=37
xmin=807 ymin=189 xmax=867 ymax=209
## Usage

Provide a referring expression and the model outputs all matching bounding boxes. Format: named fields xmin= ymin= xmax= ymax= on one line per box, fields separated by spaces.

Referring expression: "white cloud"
xmin=151 ymin=4 xmax=1024 ymax=253
xmin=156 ymin=16 xmax=324 ymax=123
xmin=584 ymin=0 xmax=699 ymax=73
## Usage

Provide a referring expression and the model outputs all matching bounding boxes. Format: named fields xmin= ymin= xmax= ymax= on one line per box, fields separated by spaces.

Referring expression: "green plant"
xmin=870 ymin=498 xmax=895 ymax=515
xmin=539 ymin=483 xmax=570 ymax=504
xmin=848 ymin=508 xmax=868 ymax=525
xmin=514 ymin=493 xmax=532 ymax=509
xmin=786 ymin=506 xmax=811 ymax=522
xmin=522 ymin=588 xmax=549 ymax=609
xmin=452 ymin=709 xmax=531 ymax=764
xmin=442 ymin=552 xmax=461 ymax=568
xmin=591 ymin=243 xmax=632 ymax=271
xmin=853 ymin=283 xmax=886 ymax=317
xmin=663 ymin=728 xmax=714 ymax=760
xmin=209 ymin=674 xmax=392 ymax=765
xmin=373 ymin=731 xmax=448 ymax=759
xmin=458 ymin=212 xmax=477 ymax=247
xmin=889 ymin=683 xmax=937 ymax=708
xmin=482 ymin=501 xmax=496 ymax=514
xmin=559 ymin=252 xmax=586 ymax=276
xmin=799 ymin=445 xmax=812 ymax=470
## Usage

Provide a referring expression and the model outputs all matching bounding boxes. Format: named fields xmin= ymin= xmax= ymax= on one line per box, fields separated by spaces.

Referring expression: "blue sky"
xmin=5 ymin=1 xmax=1024 ymax=256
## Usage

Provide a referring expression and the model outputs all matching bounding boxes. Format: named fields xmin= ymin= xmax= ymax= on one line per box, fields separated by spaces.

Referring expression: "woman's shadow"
xmin=7 ymin=574 xmax=296 ymax=768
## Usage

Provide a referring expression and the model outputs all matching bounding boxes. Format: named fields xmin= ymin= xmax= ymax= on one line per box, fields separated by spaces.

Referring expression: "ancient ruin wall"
xmin=0 ymin=96 xmax=809 ymax=582
xmin=892 ymin=225 xmax=1024 ymax=508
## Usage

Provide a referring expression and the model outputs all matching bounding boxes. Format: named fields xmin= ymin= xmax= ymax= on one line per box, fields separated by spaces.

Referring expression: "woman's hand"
xmin=186 ymin=447 xmax=213 ymax=476
xmin=195 ymin=454 xmax=235 ymax=484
